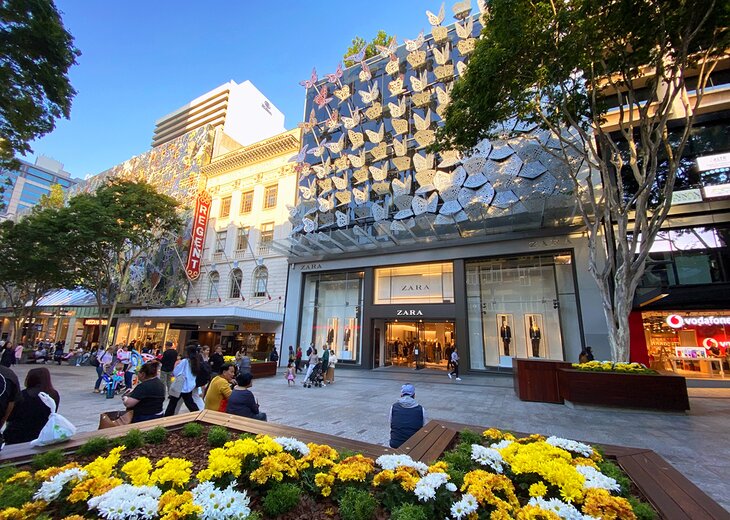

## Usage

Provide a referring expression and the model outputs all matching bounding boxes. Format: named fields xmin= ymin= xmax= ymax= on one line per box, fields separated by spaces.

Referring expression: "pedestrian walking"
xmin=295 ymin=346 xmax=303 ymax=373
xmin=164 ymin=344 xmax=203 ymax=416
xmin=93 ymin=346 xmax=114 ymax=393
xmin=448 ymin=348 xmax=461 ymax=381
xmin=324 ymin=348 xmax=337 ymax=384
xmin=159 ymin=341 xmax=178 ymax=393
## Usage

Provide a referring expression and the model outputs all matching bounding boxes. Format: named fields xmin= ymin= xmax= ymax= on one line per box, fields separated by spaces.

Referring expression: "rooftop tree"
xmin=435 ymin=0 xmax=729 ymax=361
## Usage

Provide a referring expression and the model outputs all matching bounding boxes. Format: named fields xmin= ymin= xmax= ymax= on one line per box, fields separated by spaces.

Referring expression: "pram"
xmin=303 ymin=361 xmax=324 ymax=388
xmin=101 ymin=369 xmax=125 ymax=399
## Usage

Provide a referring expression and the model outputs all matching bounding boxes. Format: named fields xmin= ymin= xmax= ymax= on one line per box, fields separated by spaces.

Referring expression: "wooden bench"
xmin=398 ymin=420 xmax=458 ymax=463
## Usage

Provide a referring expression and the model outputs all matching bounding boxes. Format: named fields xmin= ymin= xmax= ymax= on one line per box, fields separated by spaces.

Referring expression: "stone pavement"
xmin=5 ymin=363 xmax=730 ymax=512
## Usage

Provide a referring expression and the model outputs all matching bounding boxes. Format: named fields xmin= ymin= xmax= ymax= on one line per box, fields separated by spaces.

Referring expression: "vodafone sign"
xmin=186 ymin=190 xmax=212 ymax=281
xmin=665 ymin=313 xmax=730 ymax=329
xmin=666 ymin=314 xmax=684 ymax=328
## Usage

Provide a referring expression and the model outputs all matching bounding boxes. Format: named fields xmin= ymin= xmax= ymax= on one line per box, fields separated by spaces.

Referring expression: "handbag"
xmin=98 ymin=410 xmax=132 ymax=429
xmin=168 ymin=372 xmax=185 ymax=398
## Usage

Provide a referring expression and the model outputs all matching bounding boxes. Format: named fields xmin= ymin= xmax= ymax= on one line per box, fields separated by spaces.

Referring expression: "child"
xmin=285 ymin=362 xmax=296 ymax=386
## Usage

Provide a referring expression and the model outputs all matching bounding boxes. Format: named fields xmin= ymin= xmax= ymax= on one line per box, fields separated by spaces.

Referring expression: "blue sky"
xmin=29 ymin=0 xmax=434 ymax=179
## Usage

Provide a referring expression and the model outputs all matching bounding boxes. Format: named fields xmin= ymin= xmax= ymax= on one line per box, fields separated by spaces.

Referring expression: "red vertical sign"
xmin=186 ymin=190 xmax=212 ymax=281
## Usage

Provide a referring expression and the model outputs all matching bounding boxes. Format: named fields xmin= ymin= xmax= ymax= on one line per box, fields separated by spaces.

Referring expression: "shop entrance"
xmin=384 ymin=321 xmax=454 ymax=369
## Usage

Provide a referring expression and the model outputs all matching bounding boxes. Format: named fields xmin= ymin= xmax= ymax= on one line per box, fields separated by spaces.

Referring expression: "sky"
xmin=28 ymin=0 xmax=435 ymax=179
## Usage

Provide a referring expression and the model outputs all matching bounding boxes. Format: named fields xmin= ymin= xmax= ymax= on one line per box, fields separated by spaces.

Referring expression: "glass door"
xmin=385 ymin=321 xmax=454 ymax=369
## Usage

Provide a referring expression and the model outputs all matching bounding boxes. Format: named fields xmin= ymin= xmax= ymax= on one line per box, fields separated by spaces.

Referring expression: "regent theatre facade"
xmin=278 ymin=10 xmax=611 ymax=372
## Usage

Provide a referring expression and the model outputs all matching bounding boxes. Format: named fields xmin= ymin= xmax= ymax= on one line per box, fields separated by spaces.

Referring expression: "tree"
xmin=435 ymin=0 xmax=729 ymax=361
xmin=344 ymin=30 xmax=393 ymax=67
xmin=66 ymin=180 xmax=183 ymax=348
xmin=36 ymin=183 xmax=65 ymax=210
xmin=0 ymin=0 xmax=79 ymax=172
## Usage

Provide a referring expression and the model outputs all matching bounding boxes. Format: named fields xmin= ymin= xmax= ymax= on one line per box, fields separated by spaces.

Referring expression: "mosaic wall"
xmin=289 ymin=3 xmax=588 ymax=248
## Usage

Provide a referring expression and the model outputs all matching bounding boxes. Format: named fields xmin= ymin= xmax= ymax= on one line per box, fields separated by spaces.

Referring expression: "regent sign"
xmin=666 ymin=314 xmax=730 ymax=329
xmin=186 ymin=190 xmax=212 ymax=281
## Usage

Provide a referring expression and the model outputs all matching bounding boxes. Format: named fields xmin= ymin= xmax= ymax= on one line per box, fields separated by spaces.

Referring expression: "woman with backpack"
xmin=164 ymin=343 xmax=207 ymax=416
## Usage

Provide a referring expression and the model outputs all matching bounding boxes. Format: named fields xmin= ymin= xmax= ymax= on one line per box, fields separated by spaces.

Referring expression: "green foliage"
xmin=77 ymin=436 xmax=111 ymax=456
xmin=339 ymin=487 xmax=378 ymax=520
xmin=143 ymin=426 xmax=168 ymax=445
xmin=598 ymin=460 xmax=632 ymax=497
xmin=628 ymin=496 xmax=657 ymax=520
xmin=31 ymin=449 xmax=65 ymax=470
xmin=35 ymin=184 xmax=66 ymax=211
xmin=344 ymin=30 xmax=393 ymax=67
xmin=121 ymin=429 xmax=145 ymax=450
xmin=0 ymin=467 xmax=18 ymax=483
xmin=390 ymin=503 xmax=429 ymax=520
xmin=261 ymin=483 xmax=301 ymax=516
xmin=459 ymin=429 xmax=483 ymax=446
xmin=207 ymin=425 xmax=230 ymax=447
xmin=0 ymin=475 xmax=36 ymax=508
xmin=181 ymin=422 xmax=204 ymax=438
xmin=0 ymin=0 xmax=80 ymax=171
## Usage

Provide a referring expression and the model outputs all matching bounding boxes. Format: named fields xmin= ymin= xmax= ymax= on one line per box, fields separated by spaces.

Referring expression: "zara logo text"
xmin=396 ymin=309 xmax=423 ymax=316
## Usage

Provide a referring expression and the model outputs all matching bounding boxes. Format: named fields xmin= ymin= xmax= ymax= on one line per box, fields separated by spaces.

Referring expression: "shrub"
xmin=261 ymin=483 xmax=301 ymax=516
xmin=628 ymin=497 xmax=657 ymax=520
xmin=181 ymin=422 xmax=204 ymax=438
xmin=339 ymin=487 xmax=377 ymax=520
xmin=0 ymin=477 xmax=37 ymax=508
xmin=207 ymin=425 xmax=230 ymax=447
xmin=77 ymin=436 xmax=110 ymax=456
xmin=31 ymin=449 xmax=65 ymax=470
xmin=390 ymin=503 xmax=429 ymax=520
xmin=121 ymin=429 xmax=145 ymax=450
xmin=143 ymin=427 xmax=167 ymax=445
xmin=459 ymin=429 xmax=483 ymax=445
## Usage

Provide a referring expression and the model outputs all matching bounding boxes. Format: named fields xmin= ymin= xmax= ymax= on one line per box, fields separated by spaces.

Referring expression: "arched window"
xmin=230 ymin=268 xmax=243 ymax=298
xmin=208 ymin=271 xmax=219 ymax=300
xmin=253 ymin=266 xmax=268 ymax=297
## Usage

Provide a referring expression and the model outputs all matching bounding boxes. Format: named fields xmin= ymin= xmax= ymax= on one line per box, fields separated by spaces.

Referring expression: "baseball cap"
xmin=401 ymin=383 xmax=415 ymax=396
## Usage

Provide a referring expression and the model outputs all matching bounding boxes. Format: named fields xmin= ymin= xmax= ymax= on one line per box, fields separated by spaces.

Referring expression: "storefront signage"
xmin=671 ymin=189 xmax=702 ymax=205
xmin=666 ymin=314 xmax=730 ymax=328
xmin=209 ymin=323 xmax=239 ymax=331
xmin=390 ymin=274 xmax=442 ymax=300
xmin=697 ymin=152 xmax=730 ymax=171
xmin=169 ymin=323 xmax=199 ymax=331
xmin=702 ymin=183 xmax=730 ymax=199
xmin=84 ymin=319 xmax=108 ymax=326
xmin=242 ymin=322 xmax=260 ymax=331
xmin=186 ymin=190 xmax=212 ymax=281
xmin=396 ymin=309 xmax=424 ymax=316
xmin=300 ymin=263 xmax=322 ymax=271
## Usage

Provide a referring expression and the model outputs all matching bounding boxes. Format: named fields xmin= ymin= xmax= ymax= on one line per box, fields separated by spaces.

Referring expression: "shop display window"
xmin=300 ymin=271 xmax=363 ymax=362
xmin=374 ymin=262 xmax=454 ymax=304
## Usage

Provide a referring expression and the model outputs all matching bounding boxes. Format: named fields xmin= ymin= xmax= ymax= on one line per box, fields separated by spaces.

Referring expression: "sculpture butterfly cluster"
xmin=290 ymin=0 xmax=573 ymax=238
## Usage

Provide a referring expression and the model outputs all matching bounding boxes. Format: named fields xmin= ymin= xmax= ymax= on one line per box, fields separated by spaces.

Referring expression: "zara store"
xmin=282 ymin=232 xmax=607 ymax=372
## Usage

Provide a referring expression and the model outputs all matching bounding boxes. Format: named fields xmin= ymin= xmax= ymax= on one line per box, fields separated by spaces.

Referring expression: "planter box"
xmin=513 ymin=358 xmax=572 ymax=403
xmin=250 ymin=361 xmax=277 ymax=378
xmin=558 ymin=368 xmax=690 ymax=411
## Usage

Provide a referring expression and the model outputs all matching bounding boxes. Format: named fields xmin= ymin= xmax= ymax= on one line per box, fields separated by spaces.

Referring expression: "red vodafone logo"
xmin=666 ymin=314 xmax=684 ymax=328
xmin=703 ymin=337 xmax=719 ymax=349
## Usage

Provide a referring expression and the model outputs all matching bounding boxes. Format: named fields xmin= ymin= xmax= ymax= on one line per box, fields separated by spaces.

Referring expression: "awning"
xmin=129 ymin=306 xmax=283 ymax=323
xmin=35 ymin=288 xmax=98 ymax=307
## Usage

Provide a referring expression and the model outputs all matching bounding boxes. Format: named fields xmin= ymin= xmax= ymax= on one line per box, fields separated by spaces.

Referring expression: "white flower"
xmin=192 ymin=481 xmax=251 ymax=520
xmin=445 ymin=482 xmax=457 ymax=492
xmin=576 ymin=464 xmax=620 ymax=492
xmin=528 ymin=497 xmax=598 ymax=520
xmin=376 ymin=454 xmax=429 ymax=475
xmin=414 ymin=472 xmax=449 ymax=502
xmin=450 ymin=493 xmax=479 ymax=519
xmin=87 ymin=484 xmax=161 ymax=520
xmin=34 ymin=468 xmax=88 ymax=501
xmin=470 ymin=444 xmax=504 ymax=473
xmin=490 ymin=439 xmax=513 ymax=450
xmin=546 ymin=436 xmax=594 ymax=457
xmin=273 ymin=436 xmax=310 ymax=455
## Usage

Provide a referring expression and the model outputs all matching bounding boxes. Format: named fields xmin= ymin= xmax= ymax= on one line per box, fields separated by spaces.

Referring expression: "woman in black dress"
xmin=4 ymin=367 xmax=60 ymax=445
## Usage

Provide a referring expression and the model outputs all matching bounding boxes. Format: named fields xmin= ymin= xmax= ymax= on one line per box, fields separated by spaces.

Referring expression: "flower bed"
xmin=571 ymin=361 xmax=657 ymax=375
xmin=0 ymin=425 xmax=656 ymax=519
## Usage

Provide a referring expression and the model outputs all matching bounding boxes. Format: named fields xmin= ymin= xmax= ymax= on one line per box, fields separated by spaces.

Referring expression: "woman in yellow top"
xmin=204 ymin=364 xmax=235 ymax=412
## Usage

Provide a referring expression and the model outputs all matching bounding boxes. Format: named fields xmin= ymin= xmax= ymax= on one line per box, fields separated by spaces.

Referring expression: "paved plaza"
xmin=4 ymin=363 xmax=730 ymax=512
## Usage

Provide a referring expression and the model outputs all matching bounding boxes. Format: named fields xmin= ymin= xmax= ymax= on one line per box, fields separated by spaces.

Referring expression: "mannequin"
xmin=529 ymin=317 xmax=542 ymax=357
xmin=327 ymin=328 xmax=334 ymax=346
xmin=500 ymin=316 xmax=512 ymax=356
xmin=343 ymin=328 xmax=351 ymax=346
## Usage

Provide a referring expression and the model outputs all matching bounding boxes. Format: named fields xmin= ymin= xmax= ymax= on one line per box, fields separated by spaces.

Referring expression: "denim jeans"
xmin=94 ymin=364 xmax=104 ymax=390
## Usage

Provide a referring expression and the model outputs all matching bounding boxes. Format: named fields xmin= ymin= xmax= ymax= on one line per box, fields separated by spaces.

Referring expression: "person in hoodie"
xmin=389 ymin=383 xmax=426 ymax=449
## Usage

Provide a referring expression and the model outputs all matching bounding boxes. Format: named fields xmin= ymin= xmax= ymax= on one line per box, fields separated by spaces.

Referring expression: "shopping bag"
xmin=98 ymin=410 xmax=132 ymax=429
xmin=30 ymin=392 xmax=77 ymax=447
xmin=168 ymin=373 xmax=184 ymax=398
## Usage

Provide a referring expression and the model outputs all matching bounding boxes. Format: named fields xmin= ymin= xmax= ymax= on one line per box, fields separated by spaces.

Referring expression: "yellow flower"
xmin=582 ymin=489 xmax=637 ymax=519
xmin=84 ymin=446 xmax=126 ymax=479
xmin=222 ymin=438 xmax=261 ymax=460
xmin=195 ymin=448 xmax=242 ymax=482
xmin=61 ymin=516 xmax=87 ymax=520
xmin=5 ymin=471 xmax=32 ymax=484
xmin=121 ymin=457 xmax=153 ymax=486
xmin=572 ymin=457 xmax=599 ymax=470
xmin=299 ymin=443 xmax=339 ymax=470
xmin=483 ymin=428 xmax=505 ymax=441
xmin=330 ymin=455 xmax=375 ymax=483
xmin=68 ymin=476 xmax=123 ymax=503
xmin=315 ymin=472 xmax=335 ymax=496
xmin=529 ymin=482 xmax=548 ymax=498
xmin=428 ymin=461 xmax=449 ymax=474
xmin=517 ymin=434 xmax=546 ymax=444
xmin=394 ymin=466 xmax=420 ymax=491
xmin=150 ymin=457 xmax=193 ymax=488
xmin=250 ymin=452 xmax=300 ymax=485
xmin=514 ymin=504 xmax=562 ymax=519
xmin=158 ymin=489 xmax=203 ymax=520
xmin=1 ymin=501 xmax=47 ymax=520
xmin=372 ymin=469 xmax=395 ymax=486
xmin=461 ymin=470 xmax=519 ymax=511
xmin=34 ymin=463 xmax=80 ymax=481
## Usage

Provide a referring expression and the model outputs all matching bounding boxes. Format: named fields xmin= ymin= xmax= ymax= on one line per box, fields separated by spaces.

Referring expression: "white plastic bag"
xmin=30 ymin=391 xmax=77 ymax=447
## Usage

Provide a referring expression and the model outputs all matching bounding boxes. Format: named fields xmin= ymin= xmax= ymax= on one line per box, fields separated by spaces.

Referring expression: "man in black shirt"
xmin=0 ymin=365 xmax=20 ymax=449
xmin=159 ymin=342 xmax=179 ymax=394
xmin=209 ymin=345 xmax=225 ymax=374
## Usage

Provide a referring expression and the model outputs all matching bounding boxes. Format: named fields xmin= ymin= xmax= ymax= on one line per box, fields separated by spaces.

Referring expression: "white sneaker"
xmin=456 ymin=377 xmax=462 ymax=381
xmin=448 ymin=373 xmax=452 ymax=379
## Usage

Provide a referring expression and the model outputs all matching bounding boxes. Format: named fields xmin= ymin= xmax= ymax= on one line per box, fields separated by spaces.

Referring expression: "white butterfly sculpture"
xmin=342 ymin=109 xmax=362 ymax=130
xmin=288 ymin=144 xmax=309 ymax=163
xmin=388 ymin=98 xmax=407 ymax=118
xmin=359 ymin=83 xmax=380 ymax=105
xmin=365 ymin=123 xmax=385 ymax=144
xmin=347 ymin=150 xmax=366 ymax=168
xmin=452 ymin=0 xmax=472 ymax=19
xmin=405 ymin=30 xmax=425 ymax=51
xmin=433 ymin=42 xmax=451 ymax=65
xmin=410 ymin=70 xmax=429 ymax=93
xmin=426 ymin=2 xmax=445 ymax=26
xmin=369 ymin=160 xmax=389 ymax=181
xmin=455 ymin=17 xmax=474 ymax=39
xmin=324 ymin=134 xmax=346 ymax=154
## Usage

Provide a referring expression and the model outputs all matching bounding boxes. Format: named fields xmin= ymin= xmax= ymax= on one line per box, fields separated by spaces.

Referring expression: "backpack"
xmin=90 ymin=353 xmax=100 ymax=367
xmin=196 ymin=361 xmax=211 ymax=387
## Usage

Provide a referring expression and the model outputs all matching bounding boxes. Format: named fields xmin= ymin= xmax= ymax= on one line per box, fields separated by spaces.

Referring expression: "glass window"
xmin=253 ymin=266 xmax=268 ymax=297
xmin=374 ymin=262 xmax=454 ymax=304
xmin=258 ymin=222 xmax=274 ymax=255
xmin=300 ymin=271 xmax=364 ymax=363
xmin=26 ymin=167 xmax=55 ymax=182
xmin=236 ymin=226 xmax=249 ymax=251
xmin=263 ymin=185 xmax=277 ymax=209
xmin=215 ymin=230 xmax=227 ymax=253
xmin=240 ymin=191 xmax=254 ymax=214
xmin=230 ymin=269 xmax=243 ymax=298
xmin=208 ymin=272 xmax=220 ymax=300
xmin=219 ymin=196 xmax=231 ymax=218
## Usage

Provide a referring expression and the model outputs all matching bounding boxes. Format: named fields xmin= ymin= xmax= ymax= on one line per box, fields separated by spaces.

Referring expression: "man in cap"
xmin=389 ymin=383 xmax=426 ymax=449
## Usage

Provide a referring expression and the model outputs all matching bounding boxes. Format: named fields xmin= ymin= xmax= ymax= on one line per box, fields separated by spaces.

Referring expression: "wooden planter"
xmin=557 ymin=368 xmax=690 ymax=411
xmin=250 ymin=361 xmax=277 ymax=378
xmin=513 ymin=358 xmax=572 ymax=403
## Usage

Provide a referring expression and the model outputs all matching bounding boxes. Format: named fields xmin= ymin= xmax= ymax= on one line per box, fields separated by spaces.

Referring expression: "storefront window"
xmin=300 ymin=271 xmax=364 ymax=363
xmin=466 ymin=252 xmax=582 ymax=368
xmin=374 ymin=262 xmax=454 ymax=304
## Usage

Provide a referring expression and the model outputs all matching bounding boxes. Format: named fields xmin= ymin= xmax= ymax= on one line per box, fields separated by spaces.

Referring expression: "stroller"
xmin=101 ymin=367 xmax=125 ymax=399
xmin=303 ymin=361 xmax=324 ymax=388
